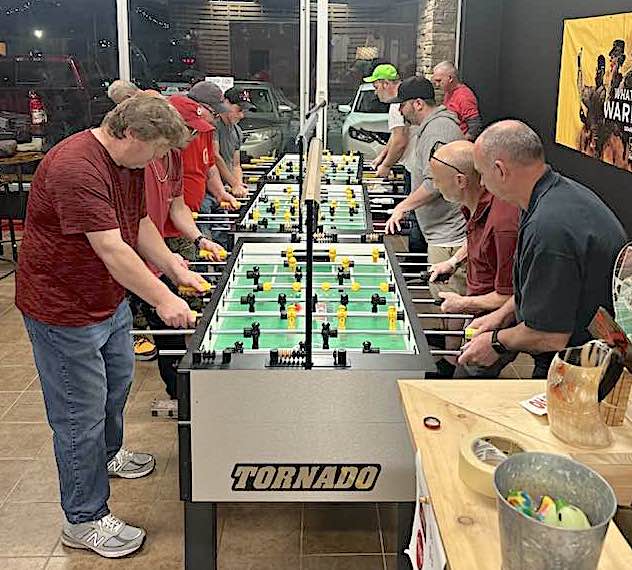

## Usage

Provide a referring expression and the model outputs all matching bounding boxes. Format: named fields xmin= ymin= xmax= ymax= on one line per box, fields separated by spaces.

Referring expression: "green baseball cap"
xmin=363 ymin=64 xmax=400 ymax=83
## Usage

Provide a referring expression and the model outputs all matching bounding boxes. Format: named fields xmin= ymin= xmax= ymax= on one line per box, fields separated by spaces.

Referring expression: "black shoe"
xmin=425 ymin=358 xmax=455 ymax=379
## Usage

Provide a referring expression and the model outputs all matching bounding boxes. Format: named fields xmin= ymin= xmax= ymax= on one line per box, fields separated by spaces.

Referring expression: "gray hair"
xmin=477 ymin=120 xmax=545 ymax=166
xmin=433 ymin=61 xmax=459 ymax=80
xmin=107 ymin=80 xmax=141 ymax=104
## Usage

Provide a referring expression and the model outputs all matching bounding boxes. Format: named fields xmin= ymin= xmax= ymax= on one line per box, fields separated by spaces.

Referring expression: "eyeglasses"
xmin=430 ymin=141 xmax=465 ymax=175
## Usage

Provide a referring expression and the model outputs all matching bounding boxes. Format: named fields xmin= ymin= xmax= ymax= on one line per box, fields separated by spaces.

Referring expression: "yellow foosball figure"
xmin=341 ymin=256 xmax=350 ymax=271
xmin=387 ymin=305 xmax=397 ymax=331
xmin=372 ymin=247 xmax=380 ymax=263
xmin=337 ymin=305 xmax=348 ymax=331
xmin=328 ymin=247 xmax=337 ymax=263
xmin=287 ymin=305 xmax=297 ymax=329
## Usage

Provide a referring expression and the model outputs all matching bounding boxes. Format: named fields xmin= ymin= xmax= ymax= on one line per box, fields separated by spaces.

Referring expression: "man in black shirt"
xmin=459 ymin=120 xmax=627 ymax=377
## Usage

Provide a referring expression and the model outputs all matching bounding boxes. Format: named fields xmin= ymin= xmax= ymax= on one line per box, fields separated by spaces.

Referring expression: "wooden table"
xmin=399 ymin=379 xmax=632 ymax=569
xmin=0 ymin=151 xmax=44 ymax=260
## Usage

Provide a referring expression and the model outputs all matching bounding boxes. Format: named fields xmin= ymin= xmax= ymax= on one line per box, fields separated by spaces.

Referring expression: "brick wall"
xmin=416 ymin=0 xmax=458 ymax=78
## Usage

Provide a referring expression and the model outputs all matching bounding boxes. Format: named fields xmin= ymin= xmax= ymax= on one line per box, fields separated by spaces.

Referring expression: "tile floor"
xmin=0 ymin=257 xmax=538 ymax=569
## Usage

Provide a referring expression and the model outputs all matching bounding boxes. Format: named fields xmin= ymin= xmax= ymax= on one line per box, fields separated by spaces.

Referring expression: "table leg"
xmin=184 ymin=501 xmax=217 ymax=570
xmin=397 ymin=501 xmax=414 ymax=570
xmin=8 ymin=218 xmax=17 ymax=261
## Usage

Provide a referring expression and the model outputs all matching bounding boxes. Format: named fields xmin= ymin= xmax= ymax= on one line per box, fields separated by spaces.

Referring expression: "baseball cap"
xmin=389 ymin=77 xmax=435 ymax=104
xmin=224 ymin=87 xmax=257 ymax=112
xmin=168 ymin=95 xmax=213 ymax=133
xmin=188 ymin=81 xmax=230 ymax=113
xmin=363 ymin=63 xmax=400 ymax=83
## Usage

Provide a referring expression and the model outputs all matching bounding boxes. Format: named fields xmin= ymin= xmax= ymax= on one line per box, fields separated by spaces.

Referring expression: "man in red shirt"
xmin=432 ymin=61 xmax=482 ymax=140
xmin=17 ymin=95 xmax=207 ymax=558
xmin=429 ymin=140 xmax=519 ymax=377
xmin=163 ymin=94 xmax=238 ymax=254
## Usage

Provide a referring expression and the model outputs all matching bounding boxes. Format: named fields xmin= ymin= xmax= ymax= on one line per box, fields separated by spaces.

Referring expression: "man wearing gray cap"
xmin=189 ymin=82 xmax=252 ymax=199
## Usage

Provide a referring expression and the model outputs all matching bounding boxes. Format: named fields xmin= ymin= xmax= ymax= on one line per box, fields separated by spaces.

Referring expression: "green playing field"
xmin=243 ymin=183 xmax=368 ymax=233
xmin=205 ymin=258 xmax=411 ymax=353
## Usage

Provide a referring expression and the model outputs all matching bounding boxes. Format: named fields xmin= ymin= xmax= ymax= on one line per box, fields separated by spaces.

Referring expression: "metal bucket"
xmin=493 ymin=452 xmax=617 ymax=570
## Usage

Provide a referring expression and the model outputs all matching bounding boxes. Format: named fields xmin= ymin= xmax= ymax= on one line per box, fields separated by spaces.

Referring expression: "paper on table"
xmin=520 ymin=392 xmax=548 ymax=416
xmin=405 ymin=450 xmax=447 ymax=570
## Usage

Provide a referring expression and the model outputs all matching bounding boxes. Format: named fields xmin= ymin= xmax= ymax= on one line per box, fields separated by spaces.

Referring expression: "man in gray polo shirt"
xmin=460 ymin=120 xmax=627 ymax=377
xmin=384 ymin=77 xmax=467 ymax=296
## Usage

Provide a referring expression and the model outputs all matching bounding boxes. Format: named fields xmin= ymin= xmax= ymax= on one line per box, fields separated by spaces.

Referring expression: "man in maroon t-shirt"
xmin=17 ymin=95 xmax=207 ymax=558
xmin=428 ymin=140 xmax=520 ymax=377
xmin=432 ymin=61 xmax=482 ymax=141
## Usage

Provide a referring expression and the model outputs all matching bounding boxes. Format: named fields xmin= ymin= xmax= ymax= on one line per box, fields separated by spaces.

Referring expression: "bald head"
xmin=433 ymin=140 xmax=477 ymax=177
xmin=476 ymin=120 xmax=545 ymax=167
xmin=433 ymin=61 xmax=459 ymax=79
xmin=473 ymin=120 xmax=548 ymax=207
xmin=107 ymin=80 xmax=140 ymax=105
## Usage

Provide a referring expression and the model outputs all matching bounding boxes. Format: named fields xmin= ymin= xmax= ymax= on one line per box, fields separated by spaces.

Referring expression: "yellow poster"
xmin=556 ymin=12 xmax=632 ymax=173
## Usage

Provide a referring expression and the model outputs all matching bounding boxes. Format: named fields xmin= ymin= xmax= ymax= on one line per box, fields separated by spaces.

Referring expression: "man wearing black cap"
xmin=385 ymin=77 xmax=467 ymax=298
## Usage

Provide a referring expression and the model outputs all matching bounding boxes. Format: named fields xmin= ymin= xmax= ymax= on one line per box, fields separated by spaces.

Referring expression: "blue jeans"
xmin=23 ymin=300 xmax=134 ymax=524
xmin=199 ymin=193 xmax=230 ymax=250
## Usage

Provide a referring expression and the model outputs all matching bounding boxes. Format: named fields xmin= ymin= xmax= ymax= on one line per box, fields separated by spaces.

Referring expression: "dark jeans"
xmin=23 ymin=300 xmax=134 ymax=523
xmin=129 ymin=275 xmax=189 ymax=400
xmin=404 ymin=169 xmax=427 ymax=253
xmin=200 ymin=194 xmax=231 ymax=251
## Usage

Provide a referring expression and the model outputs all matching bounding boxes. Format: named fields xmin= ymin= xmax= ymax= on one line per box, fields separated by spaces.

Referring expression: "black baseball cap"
xmin=389 ymin=77 xmax=435 ymax=104
xmin=224 ymin=87 xmax=257 ymax=112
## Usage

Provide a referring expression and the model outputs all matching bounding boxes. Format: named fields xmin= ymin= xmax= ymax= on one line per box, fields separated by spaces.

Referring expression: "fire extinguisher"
xmin=28 ymin=90 xmax=47 ymax=134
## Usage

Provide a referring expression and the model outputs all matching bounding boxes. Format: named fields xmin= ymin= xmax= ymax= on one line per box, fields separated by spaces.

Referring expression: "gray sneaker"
xmin=61 ymin=514 xmax=145 ymax=558
xmin=107 ymin=448 xmax=155 ymax=479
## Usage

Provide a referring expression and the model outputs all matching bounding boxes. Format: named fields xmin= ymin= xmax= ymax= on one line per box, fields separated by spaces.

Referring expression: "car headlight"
xmin=349 ymin=126 xmax=375 ymax=143
xmin=245 ymin=129 xmax=275 ymax=142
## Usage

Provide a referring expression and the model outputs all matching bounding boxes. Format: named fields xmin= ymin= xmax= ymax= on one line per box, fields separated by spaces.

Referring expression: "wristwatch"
xmin=193 ymin=235 xmax=204 ymax=249
xmin=491 ymin=329 xmax=509 ymax=355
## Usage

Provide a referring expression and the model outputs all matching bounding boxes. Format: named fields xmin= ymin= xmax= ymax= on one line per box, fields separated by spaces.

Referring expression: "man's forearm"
xmin=498 ymin=322 xmax=571 ymax=354
xmin=215 ymin=151 xmax=238 ymax=187
xmin=206 ymin=165 xmax=226 ymax=199
xmin=169 ymin=197 xmax=203 ymax=242
xmin=466 ymin=117 xmax=483 ymax=140
xmin=382 ymin=128 xmax=408 ymax=168
xmin=88 ymin=230 xmax=173 ymax=308
xmin=463 ymin=291 xmax=511 ymax=315
xmin=136 ymin=217 xmax=181 ymax=282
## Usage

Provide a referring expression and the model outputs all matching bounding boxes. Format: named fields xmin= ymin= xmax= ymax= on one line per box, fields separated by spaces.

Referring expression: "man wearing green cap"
xmin=363 ymin=63 xmax=410 ymax=180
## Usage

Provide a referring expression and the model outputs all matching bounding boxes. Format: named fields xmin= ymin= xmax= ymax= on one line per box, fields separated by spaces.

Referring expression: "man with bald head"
xmin=460 ymin=120 xmax=627 ymax=378
xmin=430 ymin=140 xmax=519 ymax=377
xmin=432 ymin=61 xmax=481 ymax=140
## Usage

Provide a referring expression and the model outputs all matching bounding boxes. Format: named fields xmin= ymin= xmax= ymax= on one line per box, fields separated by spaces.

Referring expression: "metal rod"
xmin=212 ymin=328 xmax=407 ymax=335
xmin=159 ymin=350 xmax=187 ymax=356
xmin=430 ymin=350 xmax=461 ymax=356
xmin=189 ymin=261 xmax=227 ymax=266
xmin=407 ymin=286 xmax=430 ymax=291
xmin=131 ymin=329 xmax=195 ymax=335
xmin=417 ymin=313 xmax=473 ymax=319
xmin=395 ymin=252 xmax=428 ymax=257
xmin=424 ymin=330 xmax=465 ymax=337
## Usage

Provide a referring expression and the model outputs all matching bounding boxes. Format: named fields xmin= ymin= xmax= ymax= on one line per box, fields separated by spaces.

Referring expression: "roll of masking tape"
xmin=458 ymin=432 xmax=531 ymax=498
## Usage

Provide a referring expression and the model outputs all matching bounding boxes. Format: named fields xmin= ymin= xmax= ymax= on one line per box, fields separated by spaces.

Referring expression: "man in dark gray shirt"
xmin=460 ymin=120 xmax=627 ymax=377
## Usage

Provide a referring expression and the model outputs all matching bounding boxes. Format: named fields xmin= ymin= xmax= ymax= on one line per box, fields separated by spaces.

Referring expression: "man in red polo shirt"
xmin=17 ymin=95 xmax=207 ymax=558
xmin=432 ymin=61 xmax=482 ymax=141
xmin=429 ymin=140 xmax=519 ymax=377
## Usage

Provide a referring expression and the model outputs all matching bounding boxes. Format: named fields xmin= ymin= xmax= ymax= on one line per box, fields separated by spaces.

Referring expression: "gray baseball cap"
xmin=188 ymin=81 xmax=230 ymax=114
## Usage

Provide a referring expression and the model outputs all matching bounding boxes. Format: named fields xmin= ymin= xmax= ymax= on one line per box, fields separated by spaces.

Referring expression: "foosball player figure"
xmin=240 ymin=292 xmax=256 ymax=313
xmin=287 ymin=305 xmax=297 ymax=329
xmin=295 ymin=266 xmax=303 ymax=282
xmin=340 ymin=293 xmax=349 ymax=307
xmin=329 ymin=247 xmax=337 ymax=263
xmin=288 ymin=255 xmax=297 ymax=272
xmin=246 ymin=266 xmax=261 ymax=285
xmin=278 ymin=293 xmax=288 ymax=319
xmin=372 ymin=247 xmax=380 ymax=263
xmin=337 ymin=267 xmax=350 ymax=285
xmin=244 ymin=322 xmax=261 ymax=349
xmin=321 ymin=322 xmax=338 ymax=349
xmin=337 ymin=305 xmax=348 ymax=331
xmin=341 ymin=256 xmax=352 ymax=271
xmin=371 ymin=293 xmax=386 ymax=313
xmin=252 ymin=208 xmax=261 ymax=222
xmin=284 ymin=209 xmax=292 ymax=226
xmin=387 ymin=305 xmax=397 ymax=331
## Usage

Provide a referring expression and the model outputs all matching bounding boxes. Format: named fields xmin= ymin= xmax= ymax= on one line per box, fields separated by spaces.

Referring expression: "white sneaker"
xmin=107 ymin=448 xmax=155 ymax=479
xmin=61 ymin=514 xmax=145 ymax=558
